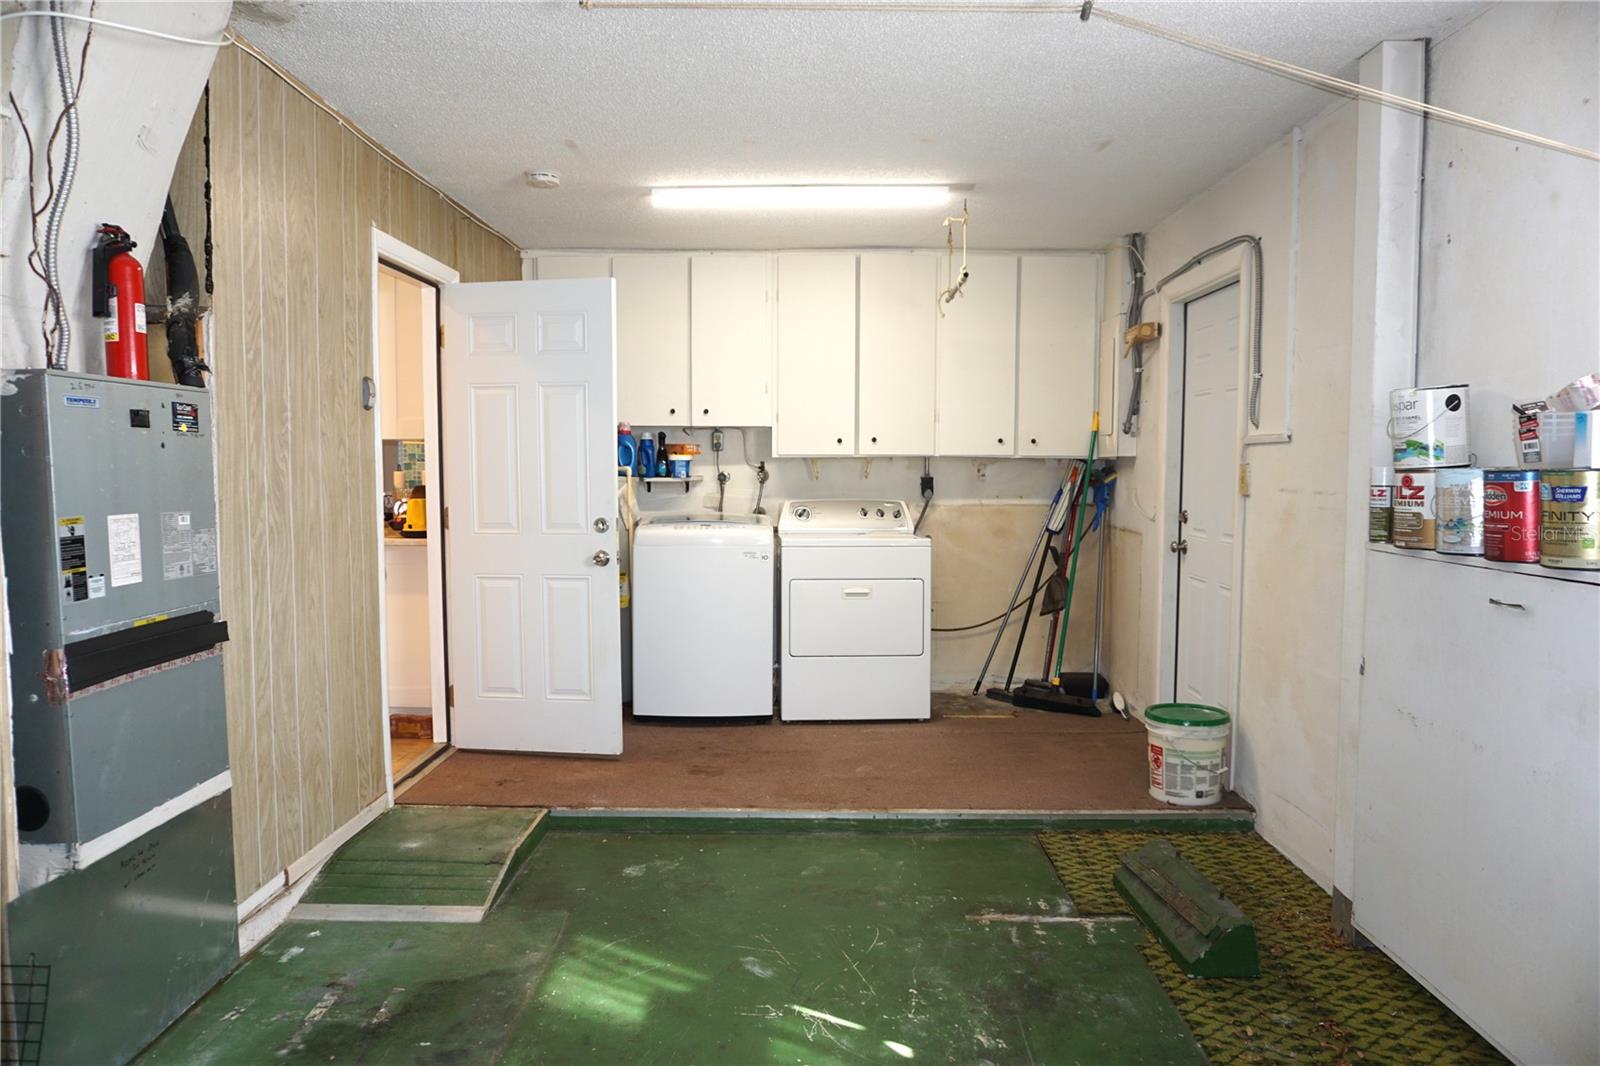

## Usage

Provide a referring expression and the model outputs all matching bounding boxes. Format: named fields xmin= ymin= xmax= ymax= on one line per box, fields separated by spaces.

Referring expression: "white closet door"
xmin=1017 ymin=255 xmax=1099 ymax=456
xmin=690 ymin=254 xmax=772 ymax=427
xmin=613 ymin=254 xmax=690 ymax=426
xmin=535 ymin=255 xmax=611 ymax=280
xmin=935 ymin=253 xmax=1018 ymax=456
xmin=775 ymin=254 xmax=857 ymax=455
xmin=858 ymin=254 xmax=937 ymax=456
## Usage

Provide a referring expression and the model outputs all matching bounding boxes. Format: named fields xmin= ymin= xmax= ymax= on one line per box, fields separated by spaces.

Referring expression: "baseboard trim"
xmin=235 ymin=792 xmax=391 ymax=954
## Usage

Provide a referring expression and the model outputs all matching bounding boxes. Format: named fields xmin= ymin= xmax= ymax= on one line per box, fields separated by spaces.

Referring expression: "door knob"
xmin=593 ymin=517 xmax=610 ymax=533
xmin=1169 ymin=539 xmax=1189 ymax=555
xmin=592 ymin=550 xmax=611 ymax=567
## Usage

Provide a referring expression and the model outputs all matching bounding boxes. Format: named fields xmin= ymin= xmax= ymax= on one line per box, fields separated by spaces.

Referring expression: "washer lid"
xmin=636 ymin=512 xmax=773 ymax=546
xmin=778 ymin=499 xmax=914 ymax=535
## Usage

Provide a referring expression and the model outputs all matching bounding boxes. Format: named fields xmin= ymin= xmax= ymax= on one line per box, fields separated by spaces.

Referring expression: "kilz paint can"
xmin=1369 ymin=466 xmax=1394 ymax=543
xmin=1390 ymin=471 xmax=1436 ymax=549
xmin=1540 ymin=469 xmax=1600 ymax=570
xmin=1390 ymin=385 xmax=1471 ymax=469
xmin=1435 ymin=468 xmax=1485 ymax=556
xmin=1483 ymin=470 xmax=1541 ymax=563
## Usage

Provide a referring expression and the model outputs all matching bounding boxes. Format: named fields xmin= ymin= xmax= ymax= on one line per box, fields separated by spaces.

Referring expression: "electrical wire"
xmin=0 ymin=9 xmax=230 ymax=47
xmin=41 ymin=0 xmax=80 ymax=370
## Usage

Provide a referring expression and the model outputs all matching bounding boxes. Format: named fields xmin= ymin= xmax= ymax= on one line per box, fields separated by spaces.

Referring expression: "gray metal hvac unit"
xmin=2 ymin=370 xmax=238 ymax=1065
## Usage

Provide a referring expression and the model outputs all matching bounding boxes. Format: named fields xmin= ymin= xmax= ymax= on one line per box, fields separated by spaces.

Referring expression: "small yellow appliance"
xmin=399 ymin=485 xmax=427 ymax=538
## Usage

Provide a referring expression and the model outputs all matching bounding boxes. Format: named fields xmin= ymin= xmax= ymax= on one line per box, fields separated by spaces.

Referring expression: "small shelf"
xmin=637 ymin=475 xmax=703 ymax=494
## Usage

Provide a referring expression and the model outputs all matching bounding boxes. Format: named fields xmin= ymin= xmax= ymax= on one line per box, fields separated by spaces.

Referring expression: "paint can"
xmin=1143 ymin=703 xmax=1230 ymax=807
xmin=1539 ymin=469 xmax=1600 ymax=570
xmin=1483 ymin=470 xmax=1541 ymax=563
xmin=1390 ymin=471 xmax=1436 ymax=549
xmin=1390 ymin=385 xmax=1471 ymax=469
xmin=1368 ymin=466 xmax=1393 ymax=543
xmin=1435 ymin=468 xmax=1485 ymax=556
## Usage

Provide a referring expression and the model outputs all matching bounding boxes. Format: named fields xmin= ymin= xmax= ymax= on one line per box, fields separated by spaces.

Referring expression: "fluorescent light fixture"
xmin=650 ymin=184 xmax=951 ymax=211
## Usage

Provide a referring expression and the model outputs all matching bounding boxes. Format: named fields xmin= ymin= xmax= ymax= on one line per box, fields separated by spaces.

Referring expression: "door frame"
xmin=370 ymin=228 xmax=459 ymax=801
xmin=1152 ymin=251 xmax=1254 ymax=780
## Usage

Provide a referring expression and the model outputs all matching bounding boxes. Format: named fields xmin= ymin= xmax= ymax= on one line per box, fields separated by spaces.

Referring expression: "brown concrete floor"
xmin=401 ymin=692 xmax=1250 ymax=812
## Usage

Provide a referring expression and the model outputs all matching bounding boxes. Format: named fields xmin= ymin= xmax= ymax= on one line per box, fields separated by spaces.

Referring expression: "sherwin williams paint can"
xmin=1390 ymin=385 xmax=1471 ymax=469
xmin=1369 ymin=466 xmax=1394 ymax=543
xmin=1391 ymin=471 xmax=1436 ymax=549
xmin=1540 ymin=469 xmax=1600 ymax=570
xmin=1484 ymin=470 xmax=1541 ymax=562
xmin=1435 ymin=468 xmax=1485 ymax=556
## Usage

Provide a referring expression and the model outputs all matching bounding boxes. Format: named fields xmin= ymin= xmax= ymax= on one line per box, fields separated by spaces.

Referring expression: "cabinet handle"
xmin=1488 ymin=598 xmax=1526 ymax=611
xmin=997 ymin=437 xmax=1005 ymax=444
xmin=871 ymin=436 xmax=878 ymax=443
xmin=1030 ymin=437 xmax=1038 ymax=445
xmin=702 ymin=408 xmax=710 ymax=416
xmin=836 ymin=437 xmax=843 ymax=444
xmin=668 ymin=407 xmax=676 ymax=415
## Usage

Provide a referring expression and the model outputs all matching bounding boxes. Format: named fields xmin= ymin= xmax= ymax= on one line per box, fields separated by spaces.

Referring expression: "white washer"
xmin=779 ymin=499 xmax=931 ymax=721
xmin=632 ymin=514 xmax=774 ymax=718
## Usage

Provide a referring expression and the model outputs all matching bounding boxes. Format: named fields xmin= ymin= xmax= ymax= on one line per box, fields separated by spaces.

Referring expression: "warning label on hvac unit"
xmin=108 ymin=512 xmax=143 ymax=587
xmin=58 ymin=516 xmax=87 ymax=602
xmin=171 ymin=401 xmax=200 ymax=434
xmin=161 ymin=511 xmax=194 ymax=580
xmin=193 ymin=527 xmax=218 ymax=575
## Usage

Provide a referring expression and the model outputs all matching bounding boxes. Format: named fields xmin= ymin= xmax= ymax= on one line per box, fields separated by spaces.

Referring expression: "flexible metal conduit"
xmin=1123 ymin=234 xmax=1264 ymax=435
xmin=42 ymin=0 xmax=81 ymax=370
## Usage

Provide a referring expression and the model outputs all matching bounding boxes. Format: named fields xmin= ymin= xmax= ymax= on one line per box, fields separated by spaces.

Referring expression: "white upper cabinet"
xmin=613 ymin=254 xmax=690 ymax=426
xmin=690 ymin=254 xmax=772 ymax=427
xmin=775 ymin=254 xmax=857 ymax=455
xmin=1018 ymin=255 xmax=1100 ymax=456
xmin=535 ymin=255 xmax=611 ymax=279
xmin=378 ymin=265 xmax=426 ymax=441
xmin=858 ymin=254 xmax=937 ymax=456
xmin=935 ymin=253 xmax=1019 ymax=456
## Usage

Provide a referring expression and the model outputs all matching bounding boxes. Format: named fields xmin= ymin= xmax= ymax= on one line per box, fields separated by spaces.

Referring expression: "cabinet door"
xmin=1017 ymin=255 xmax=1099 ymax=456
xmin=535 ymin=255 xmax=610 ymax=279
xmin=613 ymin=255 xmax=689 ymax=425
xmin=775 ymin=254 xmax=857 ymax=455
xmin=377 ymin=269 xmax=399 ymax=439
xmin=690 ymin=254 xmax=772 ymax=427
xmin=859 ymin=254 xmax=936 ymax=456
xmin=935 ymin=253 xmax=1018 ymax=456
xmin=392 ymin=271 xmax=427 ymax=440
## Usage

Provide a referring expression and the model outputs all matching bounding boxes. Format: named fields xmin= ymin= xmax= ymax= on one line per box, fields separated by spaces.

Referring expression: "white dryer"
xmin=632 ymin=514 xmax=774 ymax=718
xmin=778 ymin=500 xmax=931 ymax=721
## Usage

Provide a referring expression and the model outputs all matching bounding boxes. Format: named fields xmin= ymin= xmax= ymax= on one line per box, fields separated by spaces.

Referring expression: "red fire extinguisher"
xmin=93 ymin=223 xmax=149 ymax=380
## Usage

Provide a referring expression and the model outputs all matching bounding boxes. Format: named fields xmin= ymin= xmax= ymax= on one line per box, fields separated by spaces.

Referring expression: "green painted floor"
xmin=145 ymin=830 xmax=1206 ymax=1064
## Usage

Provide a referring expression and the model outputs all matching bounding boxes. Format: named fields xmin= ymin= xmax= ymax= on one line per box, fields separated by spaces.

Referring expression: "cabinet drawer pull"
xmin=1488 ymin=598 xmax=1526 ymax=611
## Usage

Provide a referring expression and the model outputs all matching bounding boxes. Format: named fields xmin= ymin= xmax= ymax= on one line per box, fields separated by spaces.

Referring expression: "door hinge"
xmin=446 ymin=684 xmax=455 ymax=708
xmin=1238 ymin=461 xmax=1251 ymax=497
xmin=442 ymin=505 xmax=449 ymax=530
xmin=438 ymin=322 xmax=445 ymax=349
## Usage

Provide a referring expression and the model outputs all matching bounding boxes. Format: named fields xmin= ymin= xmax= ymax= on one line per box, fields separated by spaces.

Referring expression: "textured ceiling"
xmin=235 ymin=1 xmax=1484 ymax=250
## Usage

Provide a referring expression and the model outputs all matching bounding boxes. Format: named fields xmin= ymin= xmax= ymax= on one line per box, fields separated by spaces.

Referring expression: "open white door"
xmin=441 ymin=279 xmax=622 ymax=754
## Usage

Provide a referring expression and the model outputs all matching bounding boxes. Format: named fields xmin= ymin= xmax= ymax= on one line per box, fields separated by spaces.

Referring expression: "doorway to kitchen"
xmin=371 ymin=230 xmax=459 ymax=789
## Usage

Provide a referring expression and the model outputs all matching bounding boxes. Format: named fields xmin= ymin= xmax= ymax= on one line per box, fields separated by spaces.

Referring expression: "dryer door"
xmin=788 ymin=578 xmax=925 ymax=657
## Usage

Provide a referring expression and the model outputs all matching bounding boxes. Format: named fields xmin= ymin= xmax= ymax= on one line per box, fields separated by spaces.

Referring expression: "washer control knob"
xmin=859 ymin=507 xmax=869 ymax=517
xmin=893 ymin=508 xmax=903 ymax=519
xmin=876 ymin=508 xmax=885 ymax=518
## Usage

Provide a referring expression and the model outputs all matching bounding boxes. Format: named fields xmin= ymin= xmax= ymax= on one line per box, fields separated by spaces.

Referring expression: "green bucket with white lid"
xmin=1142 ymin=702 xmax=1231 ymax=807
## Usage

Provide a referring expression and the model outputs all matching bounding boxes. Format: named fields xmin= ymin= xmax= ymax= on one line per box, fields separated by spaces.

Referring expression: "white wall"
xmin=1 ymin=1 xmax=230 ymax=372
xmin=1105 ymin=99 xmax=1359 ymax=887
xmin=1415 ymin=1 xmax=1599 ymax=458
xmin=625 ymin=433 xmax=1108 ymax=689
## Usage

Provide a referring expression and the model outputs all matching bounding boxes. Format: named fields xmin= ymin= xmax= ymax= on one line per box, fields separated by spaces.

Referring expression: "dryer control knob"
xmin=794 ymin=506 xmax=811 ymax=521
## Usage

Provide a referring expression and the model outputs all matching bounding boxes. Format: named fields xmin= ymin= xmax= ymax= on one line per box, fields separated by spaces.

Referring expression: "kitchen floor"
xmin=401 ymin=691 xmax=1251 ymax=814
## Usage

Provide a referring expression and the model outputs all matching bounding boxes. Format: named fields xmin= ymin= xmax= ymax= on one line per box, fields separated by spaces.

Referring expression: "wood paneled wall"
xmin=184 ymin=45 xmax=521 ymax=898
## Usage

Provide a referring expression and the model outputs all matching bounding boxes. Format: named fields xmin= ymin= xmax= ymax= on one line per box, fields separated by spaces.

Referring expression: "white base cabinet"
xmin=1354 ymin=549 xmax=1599 ymax=1064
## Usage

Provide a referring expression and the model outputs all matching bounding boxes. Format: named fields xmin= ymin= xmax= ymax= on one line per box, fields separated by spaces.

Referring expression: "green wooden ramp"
xmin=294 ymin=805 xmax=546 ymax=923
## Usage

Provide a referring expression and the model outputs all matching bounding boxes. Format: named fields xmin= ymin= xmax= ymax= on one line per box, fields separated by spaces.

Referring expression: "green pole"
xmin=1052 ymin=413 xmax=1100 ymax=682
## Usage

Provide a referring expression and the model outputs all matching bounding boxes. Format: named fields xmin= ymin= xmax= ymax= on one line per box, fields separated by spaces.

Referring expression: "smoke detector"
xmin=525 ymin=171 xmax=562 ymax=189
